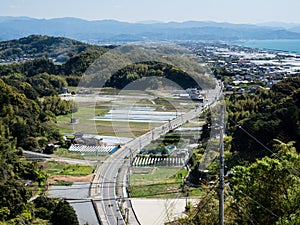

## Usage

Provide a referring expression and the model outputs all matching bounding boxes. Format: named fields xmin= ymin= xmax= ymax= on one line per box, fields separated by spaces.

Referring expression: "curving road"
xmin=90 ymin=81 xmax=223 ymax=225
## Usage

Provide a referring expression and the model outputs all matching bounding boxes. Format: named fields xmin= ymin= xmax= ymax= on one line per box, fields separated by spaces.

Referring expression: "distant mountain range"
xmin=1 ymin=17 xmax=300 ymax=42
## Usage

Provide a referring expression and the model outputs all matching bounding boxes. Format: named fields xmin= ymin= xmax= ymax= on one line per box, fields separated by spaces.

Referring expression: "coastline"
xmin=232 ymin=39 xmax=300 ymax=54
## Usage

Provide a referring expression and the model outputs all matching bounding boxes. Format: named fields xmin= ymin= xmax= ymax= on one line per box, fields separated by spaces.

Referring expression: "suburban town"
xmin=188 ymin=41 xmax=300 ymax=90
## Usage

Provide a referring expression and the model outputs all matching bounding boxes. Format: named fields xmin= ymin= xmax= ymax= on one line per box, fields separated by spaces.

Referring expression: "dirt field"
xmin=47 ymin=174 xmax=94 ymax=185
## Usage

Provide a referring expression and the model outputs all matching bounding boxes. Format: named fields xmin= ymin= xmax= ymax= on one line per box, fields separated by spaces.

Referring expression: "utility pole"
xmin=129 ymin=148 xmax=133 ymax=166
xmin=125 ymin=208 xmax=129 ymax=223
xmin=219 ymin=102 xmax=225 ymax=225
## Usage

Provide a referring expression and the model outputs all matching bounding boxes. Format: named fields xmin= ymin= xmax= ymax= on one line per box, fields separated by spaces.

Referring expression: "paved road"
xmin=91 ymin=81 xmax=223 ymax=225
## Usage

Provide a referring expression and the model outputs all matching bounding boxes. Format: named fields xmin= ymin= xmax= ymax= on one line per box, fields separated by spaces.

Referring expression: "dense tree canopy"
xmin=0 ymin=79 xmax=77 ymax=224
xmin=0 ymin=78 xmax=72 ymax=151
xmin=181 ymin=76 xmax=300 ymax=224
xmin=0 ymin=35 xmax=215 ymax=90
xmin=230 ymin=140 xmax=300 ymax=225
xmin=181 ymin=140 xmax=300 ymax=225
xmin=0 ymin=35 xmax=105 ymax=62
xmin=227 ymin=77 xmax=300 ymax=161
xmin=51 ymin=200 xmax=79 ymax=225
xmin=103 ymin=62 xmax=214 ymax=90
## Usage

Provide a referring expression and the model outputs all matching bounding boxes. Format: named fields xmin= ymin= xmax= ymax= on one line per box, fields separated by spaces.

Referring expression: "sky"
xmin=1 ymin=0 xmax=300 ymax=24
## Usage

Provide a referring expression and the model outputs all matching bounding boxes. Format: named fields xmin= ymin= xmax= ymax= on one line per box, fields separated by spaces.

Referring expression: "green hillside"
xmin=0 ymin=35 xmax=105 ymax=62
xmin=0 ymin=35 xmax=215 ymax=89
xmin=182 ymin=76 xmax=300 ymax=224
xmin=0 ymin=74 xmax=79 ymax=224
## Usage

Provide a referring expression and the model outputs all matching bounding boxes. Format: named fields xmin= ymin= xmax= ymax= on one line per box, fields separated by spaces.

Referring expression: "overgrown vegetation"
xmin=41 ymin=161 xmax=94 ymax=176
xmin=180 ymin=76 xmax=300 ymax=224
xmin=0 ymin=36 xmax=91 ymax=224
xmin=129 ymin=168 xmax=201 ymax=198
xmin=0 ymin=128 xmax=79 ymax=224
xmin=0 ymin=78 xmax=73 ymax=151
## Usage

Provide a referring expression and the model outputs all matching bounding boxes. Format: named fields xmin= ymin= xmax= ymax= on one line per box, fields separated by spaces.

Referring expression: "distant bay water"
xmin=234 ymin=39 xmax=300 ymax=54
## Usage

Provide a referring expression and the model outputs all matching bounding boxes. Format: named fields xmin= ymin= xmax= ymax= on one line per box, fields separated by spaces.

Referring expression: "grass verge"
xmin=129 ymin=167 xmax=199 ymax=198
xmin=39 ymin=161 xmax=95 ymax=176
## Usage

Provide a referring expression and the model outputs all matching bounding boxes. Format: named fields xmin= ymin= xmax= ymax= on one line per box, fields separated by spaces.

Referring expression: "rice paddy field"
xmin=57 ymin=88 xmax=204 ymax=198
xmin=58 ymin=88 xmax=203 ymax=138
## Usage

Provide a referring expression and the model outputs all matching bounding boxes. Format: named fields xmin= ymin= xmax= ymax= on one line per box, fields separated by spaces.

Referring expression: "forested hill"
xmin=0 ymin=35 xmax=215 ymax=89
xmin=181 ymin=76 xmax=300 ymax=224
xmin=0 ymin=35 xmax=106 ymax=62
xmin=0 ymin=54 xmax=80 ymax=224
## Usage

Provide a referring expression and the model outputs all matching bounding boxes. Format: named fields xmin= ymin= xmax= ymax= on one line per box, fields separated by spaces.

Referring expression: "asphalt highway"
xmin=90 ymin=80 xmax=223 ymax=225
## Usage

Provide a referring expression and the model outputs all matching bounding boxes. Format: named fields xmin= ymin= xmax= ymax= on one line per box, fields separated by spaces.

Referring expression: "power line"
xmin=234 ymin=202 xmax=259 ymax=225
xmin=224 ymin=189 xmax=259 ymax=225
xmin=226 ymin=186 xmax=280 ymax=223
xmin=218 ymin=102 xmax=225 ymax=225
xmin=238 ymin=190 xmax=280 ymax=219
xmin=188 ymin=179 xmax=220 ymax=221
xmin=229 ymin=118 xmax=300 ymax=176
